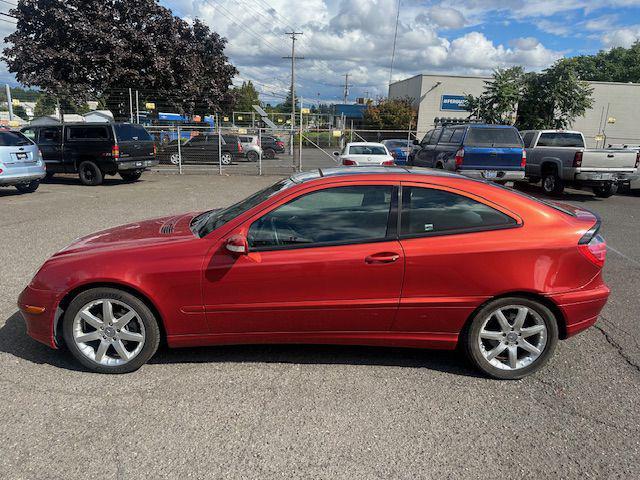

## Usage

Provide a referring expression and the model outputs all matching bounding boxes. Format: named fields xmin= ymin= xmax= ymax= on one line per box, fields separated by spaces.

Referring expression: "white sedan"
xmin=333 ymin=142 xmax=395 ymax=166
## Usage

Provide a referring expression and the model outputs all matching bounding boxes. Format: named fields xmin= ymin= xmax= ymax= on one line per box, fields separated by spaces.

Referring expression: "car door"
xmin=416 ymin=127 xmax=442 ymax=167
xmin=202 ymin=182 xmax=405 ymax=334
xmin=36 ymin=126 xmax=64 ymax=172
xmin=393 ymin=183 xmax=521 ymax=338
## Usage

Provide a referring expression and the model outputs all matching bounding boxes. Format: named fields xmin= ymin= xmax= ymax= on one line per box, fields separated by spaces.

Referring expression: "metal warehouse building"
xmin=389 ymin=73 xmax=640 ymax=148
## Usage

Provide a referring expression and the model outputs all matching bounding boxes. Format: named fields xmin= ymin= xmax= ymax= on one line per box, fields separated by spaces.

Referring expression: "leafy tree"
xmin=33 ymin=94 xmax=57 ymax=117
xmin=232 ymin=81 xmax=261 ymax=112
xmin=464 ymin=67 xmax=524 ymax=124
xmin=13 ymin=104 xmax=28 ymax=119
xmin=276 ymin=90 xmax=296 ymax=114
xmin=3 ymin=0 xmax=237 ymax=118
xmin=363 ymin=98 xmax=416 ymax=129
xmin=567 ymin=42 xmax=640 ymax=83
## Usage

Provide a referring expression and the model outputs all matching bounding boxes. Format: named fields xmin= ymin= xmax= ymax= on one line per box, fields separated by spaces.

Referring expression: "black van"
xmin=21 ymin=123 xmax=157 ymax=185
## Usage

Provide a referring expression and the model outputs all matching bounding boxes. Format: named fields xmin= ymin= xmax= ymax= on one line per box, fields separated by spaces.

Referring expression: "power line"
xmin=0 ymin=1 xmax=17 ymax=7
xmin=0 ymin=16 xmax=15 ymax=25
xmin=0 ymin=11 xmax=16 ymax=19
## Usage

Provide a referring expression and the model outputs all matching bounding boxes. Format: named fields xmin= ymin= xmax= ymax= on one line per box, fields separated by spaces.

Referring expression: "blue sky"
xmin=2 ymin=1 xmax=640 ymax=105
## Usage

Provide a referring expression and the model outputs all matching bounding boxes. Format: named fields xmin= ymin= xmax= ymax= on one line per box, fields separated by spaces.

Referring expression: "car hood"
xmin=54 ymin=213 xmax=201 ymax=256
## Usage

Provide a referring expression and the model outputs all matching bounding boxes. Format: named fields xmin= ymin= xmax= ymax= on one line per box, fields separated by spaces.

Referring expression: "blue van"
xmin=410 ymin=124 xmax=525 ymax=182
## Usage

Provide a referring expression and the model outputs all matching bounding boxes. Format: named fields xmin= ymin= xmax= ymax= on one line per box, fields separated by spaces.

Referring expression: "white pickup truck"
xmin=520 ymin=130 xmax=639 ymax=197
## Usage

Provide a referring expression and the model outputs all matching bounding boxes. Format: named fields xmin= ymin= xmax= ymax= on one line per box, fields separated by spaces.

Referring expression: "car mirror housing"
xmin=413 ymin=139 xmax=419 ymax=145
xmin=333 ymin=151 xmax=340 ymax=156
xmin=226 ymin=234 xmax=249 ymax=255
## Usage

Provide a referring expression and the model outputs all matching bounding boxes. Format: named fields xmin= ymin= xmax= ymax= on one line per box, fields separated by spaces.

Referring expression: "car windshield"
xmin=349 ymin=145 xmax=387 ymax=155
xmin=464 ymin=128 xmax=523 ymax=147
xmin=0 ymin=131 xmax=33 ymax=146
xmin=192 ymin=178 xmax=297 ymax=237
xmin=384 ymin=140 xmax=410 ymax=148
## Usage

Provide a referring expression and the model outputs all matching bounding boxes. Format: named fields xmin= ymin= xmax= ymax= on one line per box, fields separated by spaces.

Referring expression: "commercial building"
xmin=389 ymin=73 xmax=640 ymax=147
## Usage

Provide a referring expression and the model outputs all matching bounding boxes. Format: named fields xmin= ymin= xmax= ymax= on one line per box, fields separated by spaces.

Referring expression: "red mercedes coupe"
xmin=19 ymin=167 xmax=610 ymax=379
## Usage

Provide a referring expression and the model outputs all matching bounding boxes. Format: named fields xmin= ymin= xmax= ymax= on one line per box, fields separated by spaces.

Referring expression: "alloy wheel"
xmin=543 ymin=176 xmax=555 ymax=193
xmin=170 ymin=153 xmax=180 ymax=165
xmin=72 ymin=299 xmax=146 ymax=367
xmin=221 ymin=153 xmax=232 ymax=165
xmin=477 ymin=305 xmax=547 ymax=370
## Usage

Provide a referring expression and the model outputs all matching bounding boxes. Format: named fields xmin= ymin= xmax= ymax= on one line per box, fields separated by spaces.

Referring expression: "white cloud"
xmin=601 ymin=25 xmax=640 ymax=48
xmin=417 ymin=7 xmax=467 ymax=29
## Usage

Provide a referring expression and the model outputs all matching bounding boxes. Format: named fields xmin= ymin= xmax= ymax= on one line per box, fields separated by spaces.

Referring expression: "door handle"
xmin=365 ymin=252 xmax=400 ymax=264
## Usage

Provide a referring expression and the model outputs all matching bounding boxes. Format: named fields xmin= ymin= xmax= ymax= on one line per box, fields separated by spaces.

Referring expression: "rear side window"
xmin=421 ymin=130 xmax=433 ymax=145
xmin=449 ymin=128 xmax=465 ymax=144
xmin=400 ymin=186 xmax=516 ymax=236
xmin=464 ymin=127 xmax=523 ymax=147
xmin=522 ymin=132 xmax=535 ymax=148
xmin=113 ymin=124 xmax=153 ymax=142
xmin=439 ymin=127 xmax=455 ymax=143
xmin=428 ymin=128 xmax=442 ymax=145
xmin=537 ymin=132 xmax=584 ymax=148
xmin=0 ymin=131 xmax=33 ymax=146
xmin=68 ymin=126 xmax=110 ymax=140
xmin=39 ymin=127 xmax=62 ymax=145
xmin=248 ymin=185 xmax=393 ymax=249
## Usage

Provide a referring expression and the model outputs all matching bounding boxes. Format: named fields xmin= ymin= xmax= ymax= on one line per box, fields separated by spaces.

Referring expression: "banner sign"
xmin=440 ymin=95 xmax=467 ymax=111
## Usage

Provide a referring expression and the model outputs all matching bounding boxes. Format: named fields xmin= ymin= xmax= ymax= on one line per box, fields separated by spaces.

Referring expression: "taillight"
xmin=276 ymin=141 xmax=284 ymax=147
xmin=382 ymin=160 xmax=394 ymax=166
xmin=238 ymin=141 xmax=243 ymax=153
xmin=455 ymin=148 xmax=464 ymax=167
xmin=391 ymin=151 xmax=397 ymax=159
xmin=578 ymin=234 xmax=606 ymax=267
xmin=112 ymin=145 xmax=120 ymax=159
xmin=521 ymin=149 xmax=527 ymax=168
xmin=153 ymin=144 xmax=157 ymax=157
xmin=573 ymin=151 xmax=583 ymax=168
xmin=635 ymin=152 xmax=639 ymax=168
xmin=0 ymin=168 xmax=3 ymax=174
xmin=343 ymin=159 xmax=357 ymax=166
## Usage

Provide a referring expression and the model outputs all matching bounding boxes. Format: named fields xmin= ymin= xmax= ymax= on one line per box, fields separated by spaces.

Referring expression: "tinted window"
xmin=439 ymin=127 xmax=455 ymax=143
xmin=449 ymin=128 xmax=465 ymax=144
xmin=188 ymin=135 xmax=207 ymax=144
xmin=537 ymin=132 xmax=584 ymax=148
xmin=39 ymin=127 xmax=62 ymax=145
xmin=349 ymin=145 xmax=387 ymax=155
xmin=249 ymin=185 xmax=393 ymax=249
xmin=522 ymin=132 xmax=535 ymax=148
xmin=385 ymin=140 xmax=410 ymax=148
xmin=0 ymin=131 xmax=32 ymax=146
xmin=400 ymin=187 xmax=515 ymax=236
xmin=21 ymin=128 xmax=36 ymax=141
xmin=68 ymin=126 xmax=109 ymax=140
xmin=421 ymin=130 xmax=433 ymax=145
xmin=113 ymin=124 xmax=152 ymax=141
xmin=428 ymin=128 xmax=442 ymax=145
xmin=464 ymin=127 xmax=522 ymax=147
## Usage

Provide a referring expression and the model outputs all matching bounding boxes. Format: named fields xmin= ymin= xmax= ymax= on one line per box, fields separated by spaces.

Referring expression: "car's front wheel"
xmin=120 ymin=171 xmax=142 ymax=182
xmin=220 ymin=152 xmax=232 ymax=165
xmin=246 ymin=151 xmax=259 ymax=162
xmin=263 ymin=148 xmax=276 ymax=159
xmin=463 ymin=297 xmax=559 ymax=380
xmin=62 ymin=288 xmax=160 ymax=374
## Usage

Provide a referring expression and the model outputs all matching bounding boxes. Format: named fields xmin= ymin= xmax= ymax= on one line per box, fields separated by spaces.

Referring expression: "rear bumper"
xmin=0 ymin=165 xmax=46 ymax=186
xmin=574 ymin=171 xmax=638 ymax=184
xmin=17 ymin=285 xmax=60 ymax=348
xmin=458 ymin=169 xmax=525 ymax=181
xmin=117 ymin=159 xmax=159 ymax=171
xmin=547 ymin=281 xmax=610 ymax=338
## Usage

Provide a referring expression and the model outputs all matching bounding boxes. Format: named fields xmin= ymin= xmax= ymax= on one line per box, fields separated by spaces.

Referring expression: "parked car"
xmin=410 ymin=124 xmax=525 ymax=182
xmin=157 ymin=133 xmax=243 ymax=166
xmin=20 ymin=123 xmax=157 ymax=186
xmin=333 ymin=142 xmax=395 ymax=166
xmin=381 ymin=139 xmax=413 ymax=165
xmin=520 ymin=130 xmax=639 ymax=197
xmin=0 ymin=129 xmax=46 ymax=193
xmin=19 ymin=167 xmax=610 ymax=379
xmin=261 ymin=136 xmax=286 ymax=158
xmin=238 ymin=135 xmax=263 ymax=162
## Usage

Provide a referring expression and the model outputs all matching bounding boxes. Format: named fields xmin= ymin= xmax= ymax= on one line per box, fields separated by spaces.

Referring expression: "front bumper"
xmin=117 ymin=159 xmax=159 ymax=171
xmin=18 ymin=285 xmax=60 ymax=348
xmin=0 ymin=164 xmax=46 ymax=186
xmin=458 ymin=169 xmax=525 ymax=181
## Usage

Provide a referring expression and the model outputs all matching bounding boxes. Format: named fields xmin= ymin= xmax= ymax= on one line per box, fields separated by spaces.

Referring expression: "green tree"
xmin=464 ymin=67 xmax=524 ymax=124
xmin=13 ymin=104 xmax=28 ymax=119
xmin=567 ymin=42 xmax=640 ymax=83
xmin=33 ymin=94 xmax=57 ymax=117
xmin=232 ymin=81 xmax=261 ymax=112
xmin=363 ymin=98 xmax=416 ymax=129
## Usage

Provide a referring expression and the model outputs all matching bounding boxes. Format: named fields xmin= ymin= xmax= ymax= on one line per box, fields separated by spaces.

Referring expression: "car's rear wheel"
xmin=220 ymin=152 xmax=232 ymax=165
xmin=78 ymin=161 xmax=103 ymax=186
xmin=541 ymin=171 xmax=564 ymax=195
xmin=62 ymin=288 xmax=160 ymax=374
xmin=264 ymin=148 xmax=276 ymax=159
xmin=15 ymin=180 xmax=40 ymax=193
xmin=247 ymin=151 xmax=259 ymax=162
xmin=120 ymin=170 xmax=142 ymax=182
xmin=463 ymin=297 xmax=559 ymax=380
xmin=170 ymin=153 xmax=180 ymax=165
xmin=593 ymin=182 xmax=617 ymax=198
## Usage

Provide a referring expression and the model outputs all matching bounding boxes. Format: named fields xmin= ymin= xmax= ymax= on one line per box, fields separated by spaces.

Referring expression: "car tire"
xmin=62 ymin=287 xmax=161 ymax=374
xmin=15 ymin=180 xmax=40 ymax=193
xmin=264 ymin=148 xmax=276 ymax=159
xmin=593 ymin=182 xmax=617 ymax=198
xmin=44 ymin=172 xmax=55 ymax=182
xmin=120 ymin=171 xmax=142 ymax=182
xmin=169 ymin=153 xmax=180 ymax=165
xmin=462 ymin=297 xmax=559 ymax=380
xmin=220 ymin=152 xmax=232 ymax=165
xmin=541 ymin=171 xmax=564 ymax=195
xmin=247 ymin=151 xmax=259 ymax=162
xmin=78 ymin=161 xmax=104 ymax=186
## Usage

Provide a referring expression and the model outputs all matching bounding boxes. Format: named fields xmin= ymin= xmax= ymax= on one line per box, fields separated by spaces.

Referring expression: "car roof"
xmin=346 ymin=142 xmax=385 ymax=146
xmin=290 ymin=166 xmax=462 ymax=184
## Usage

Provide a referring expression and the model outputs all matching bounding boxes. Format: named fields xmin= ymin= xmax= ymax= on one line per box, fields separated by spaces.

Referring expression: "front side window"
xmin=39 ymin=127 xmax=62 ymax=145
xmin=249 ymin=185 xmax=394 ymax=250
xmin=400 ymin=186 xmax=516 ymax=236
xmin=522 ymin=132 xmax=535 ymax=148
xmin=449 ymin=128 xmax=465 ymax=144
xmin=428 ymin=128 xmax=442 ymax=145
xmin=421 ymin=130 xmax=434 ymax=145
xmin=439 ymin=127 xmax=455 ymax=143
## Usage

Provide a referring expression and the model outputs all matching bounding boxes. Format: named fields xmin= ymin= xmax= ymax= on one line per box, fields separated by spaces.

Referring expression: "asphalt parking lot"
xmin=1 ymin=173 xmax=639 ymax=479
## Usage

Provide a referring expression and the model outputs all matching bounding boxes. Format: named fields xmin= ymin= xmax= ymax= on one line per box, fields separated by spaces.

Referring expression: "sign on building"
xmin=440 ymin=95 xmax=467 ymax=112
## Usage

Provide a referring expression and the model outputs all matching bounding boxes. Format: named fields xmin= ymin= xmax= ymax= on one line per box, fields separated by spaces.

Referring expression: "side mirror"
xmin=225 ymin=234 xmax=248 ymax=255
xmin=413 ymin=139 xmax=419 ymax=145
xmin=332 ymin=151 xmax=340 ymax=157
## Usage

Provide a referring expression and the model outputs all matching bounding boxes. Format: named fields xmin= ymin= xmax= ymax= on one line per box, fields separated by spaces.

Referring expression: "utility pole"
xmin=343 ymin=73 xmax=352 ymax=103
xmin=5 ymin=84 xmax=13 ymax=121
xmin=283 ymin=32 xmax=304 ymax=128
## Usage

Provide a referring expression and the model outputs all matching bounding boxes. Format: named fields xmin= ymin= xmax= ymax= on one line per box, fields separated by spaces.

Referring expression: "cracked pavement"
xmin=1 ymin=174 xmax=638 ymax=479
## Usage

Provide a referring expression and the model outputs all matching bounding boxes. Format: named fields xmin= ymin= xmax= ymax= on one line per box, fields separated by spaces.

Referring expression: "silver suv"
xmin=238 ymin=135 xmax=263 ymax=162
xmin=0 ymin=129 xmax=46 ymax=194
